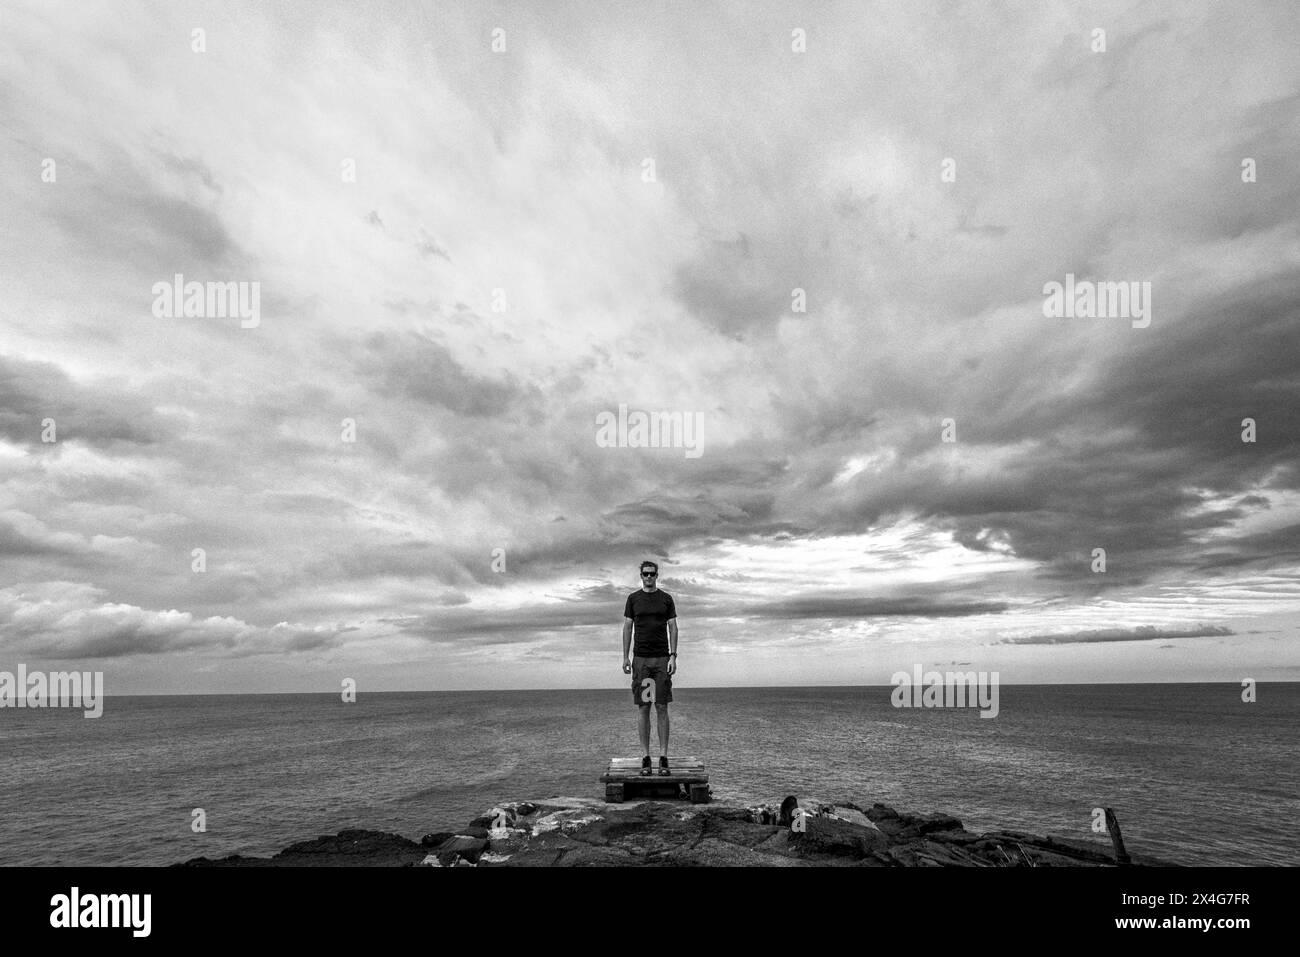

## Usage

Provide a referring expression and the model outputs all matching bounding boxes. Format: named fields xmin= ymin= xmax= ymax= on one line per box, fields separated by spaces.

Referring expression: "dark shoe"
xmin=640 ymin=755 xmax=652 ymax=776
xmin=658 ymin=755 xmax=670 ymax=776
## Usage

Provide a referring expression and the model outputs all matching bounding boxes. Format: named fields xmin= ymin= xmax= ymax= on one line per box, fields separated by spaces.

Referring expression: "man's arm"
xmin=622 ymin=618 xmax=633 ymax=673
xmin=667 ymin=618 xmax=678 ymax=674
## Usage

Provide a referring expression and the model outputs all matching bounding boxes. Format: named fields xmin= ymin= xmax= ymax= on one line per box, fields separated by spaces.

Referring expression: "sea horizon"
xmin=25 ymin=678 xmax=1294 ymax=698
xmin=3 ymin=683 xmax=1295 ymax=868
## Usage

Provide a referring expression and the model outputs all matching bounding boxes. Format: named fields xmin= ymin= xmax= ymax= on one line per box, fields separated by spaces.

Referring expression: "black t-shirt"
xmin=624 ymin=588 xmax=676 ymax=657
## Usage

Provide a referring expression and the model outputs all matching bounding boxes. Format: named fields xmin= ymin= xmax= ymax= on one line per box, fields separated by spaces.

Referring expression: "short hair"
xmin=639 ymin=560 xmax=659 ymax=575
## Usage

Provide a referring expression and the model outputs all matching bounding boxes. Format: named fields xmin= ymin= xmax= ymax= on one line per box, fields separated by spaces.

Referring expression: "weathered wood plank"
xmin=609 ymin=755 xmax=701 ymax=761
xmin=602 ymin=766 xmax=708 ymax=775
xmin=600 ymin=773 xmax=709 ymax=783
xmin=603 ymin=754 xmax=708 ymax=801
xmin=607 ymin=773 xmax=705 ymax=779
xmin=606 ymin=770 xmax=705 ymax=777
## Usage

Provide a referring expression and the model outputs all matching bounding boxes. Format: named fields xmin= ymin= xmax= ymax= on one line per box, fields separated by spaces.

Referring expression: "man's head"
xmin=639 ymin=561 xmax=659 ymax=588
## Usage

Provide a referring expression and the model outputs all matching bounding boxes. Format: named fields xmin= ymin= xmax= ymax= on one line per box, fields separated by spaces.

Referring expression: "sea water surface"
xmin=1 ymin=683 xmax=1295 ymax=866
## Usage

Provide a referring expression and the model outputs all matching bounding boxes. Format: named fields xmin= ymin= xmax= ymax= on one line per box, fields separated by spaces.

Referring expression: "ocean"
xmin=1 ymin=683 xmax=1295 ymax=866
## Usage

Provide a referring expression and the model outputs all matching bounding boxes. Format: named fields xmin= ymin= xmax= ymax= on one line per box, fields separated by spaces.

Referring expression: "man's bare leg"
xmin=638 ymin=704 xmax=651 ymax=755
xmin=656 ymin=704 xmax=669 ymax=756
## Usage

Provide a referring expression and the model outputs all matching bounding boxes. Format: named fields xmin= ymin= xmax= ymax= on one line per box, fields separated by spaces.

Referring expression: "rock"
xmin=259 ymin=829 xmax=425 ymax=866
xmin=793 ymin=814 xmax=888 ymax=859
xmin=752 ymin=829 xmax=798 ymax=856
xmin=486 ymin=828 xmax=530 ymax=855
xmin=866 ymin=803 xmax=904 ymax=834
xmin=912 ymin=840 xmax=971 ymax=865
xmin=467 ymin=810 xmax=507 ymax=830
xmin=887 ymin=845 xmax=920 ymax=866
xmin=434 ymin=835 xmax=489 ymax=866
xmin=697 ymin=806 xmax=753 ymax=824
xmin=865 ymin=804 xmax=961 ymax=839
xmin=471 ymin=831 xmax=567 ymax=867
xmin=176 ymin=795 xmax=1163 ymax=867
xmin=914 ymin=812 xmax=963 ymax=835
xmin=555 ymin=844 xmax=642 ymax=867
xmin=473 ymin=804 xmax=528 ymax=830
xmin=974 ymin=831 xmax=1116 ymax=866
xmin=702 ymin=816 xmax=782 ymax=849
xmin=521 ymin=796 xmax=608 ymax=813
xmin=528 ymin=807 xmax=605 ymax=837
xmin=178 ymin=829 xmax=428 ymax=867
xmin=575 ymin=807 xmax=701 ymax=857
xmin=824 ymin=805 xmax=881 ymax=830
xmin=660 ymin=837 xmax=808 ymax=867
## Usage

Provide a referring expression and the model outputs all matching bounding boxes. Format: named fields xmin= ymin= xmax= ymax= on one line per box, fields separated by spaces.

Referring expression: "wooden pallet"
xmin=600 ymin=756 xmax=710 ymax=804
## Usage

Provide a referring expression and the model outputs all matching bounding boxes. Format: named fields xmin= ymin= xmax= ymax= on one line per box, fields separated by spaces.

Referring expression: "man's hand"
xmin=667 ymin=656 xmax=676 ymax=677
xmin=622 ymin=658 xmax=631 ymax=674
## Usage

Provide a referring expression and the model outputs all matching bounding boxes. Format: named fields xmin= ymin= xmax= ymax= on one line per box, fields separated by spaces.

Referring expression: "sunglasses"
xmin=641 ymin=572 xmax=657 ymax=578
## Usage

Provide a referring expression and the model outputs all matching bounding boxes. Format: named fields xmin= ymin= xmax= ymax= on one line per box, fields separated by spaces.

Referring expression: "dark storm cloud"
xmin=557 ymin=582 xmax=627 ymax=603
xmin=45 ymin=149 xmax=238 ymax=273
xmin=281 ymin=627 xmax=353 ymax=653
xmin=32 ymin=621 xmax=232 ymax=659
xmin=602 ymin=493 xmax=776 ymax=538
xmin=749 ymin=595 xmax=1010 ymax=620
xmin=301 ymin=539 xmax=478 ymax=588
xmin=1189 ymin=520 xmax=1300 ymax=574
xmin=0 ymin=514 xmax=69 ymax=557
xmin=393 ymin=584 xmax=1007 ymax=646
xmin=354 ymin=331 xmax=530 ymax=417
xmin=672 ymin=233 xmax=781 ymax=339
xmin=1022 ymin=274 xmax=1300 ymax=467
xmin=811 ymin=271 xmax=1300 ymax=591
xmin=671 ymin=228 xmax=848 ymax=342
xmin=0 ymin=583 xmax=353 ymax=660
xmin=1000 ymin=625 xmax=1234 ymax=646
xmin=0 ymin=354 xmax=174 ymax=447
xmin=395 ymin=602 xmax=618 ymax=641
xmin=33 ymin=619 xmax=348 ymax=660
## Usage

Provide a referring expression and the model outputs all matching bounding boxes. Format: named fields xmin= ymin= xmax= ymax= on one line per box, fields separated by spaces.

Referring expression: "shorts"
xmin=631 ymin=655 xmax=673 ymax=706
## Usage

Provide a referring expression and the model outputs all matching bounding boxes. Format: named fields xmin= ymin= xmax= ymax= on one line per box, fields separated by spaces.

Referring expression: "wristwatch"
xmin=669 ymin=653 xmax=677 ymax=658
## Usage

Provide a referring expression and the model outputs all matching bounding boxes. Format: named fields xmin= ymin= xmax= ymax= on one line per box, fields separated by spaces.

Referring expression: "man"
xmin=621 ymin=560 xmax=677 ymax=776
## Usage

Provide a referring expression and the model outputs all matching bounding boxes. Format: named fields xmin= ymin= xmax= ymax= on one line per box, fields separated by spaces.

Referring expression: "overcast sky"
xmin=2 ymin=1 xmax=1298 ymax=692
